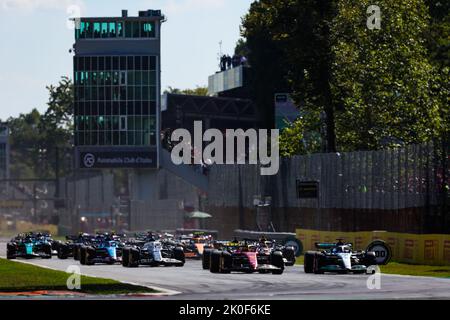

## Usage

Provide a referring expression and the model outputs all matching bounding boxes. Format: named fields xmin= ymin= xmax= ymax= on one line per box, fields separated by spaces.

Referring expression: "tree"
xmin=7 ymin=109 xmax=44 ymax=179
xmin=332 ymin=0 xmax=442 ymax=150
xmin=164 ymin=86 xmax=209 ymax=96
xmin=7 ymin=77 xmax=74 ymax=179
xmin=241 ymin=0 xmax=447 ymax=154
xmin=241 ymin=0 xmax=290 ymax=130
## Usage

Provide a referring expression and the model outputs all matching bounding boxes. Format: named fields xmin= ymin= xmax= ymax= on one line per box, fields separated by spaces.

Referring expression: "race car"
xmin=179 ymin=233 xmax=214 ymax=259
xmin=6 ymin=233 xmax=52 ymax=260
xmin=55 ymin=233 xmax=95 ymax=260
xmin=206 ymin=242 xmax=285 ymax=274
xmin=255 ymin=237 xmax=297 ymax=266
xmin=202 ymin=240 xmax=239 ymax=270
xmin=79 ymin=234 xmax=124 ymax=265
xmin=122 ymin=238 xmax=185 ymax=268
xmin=304 ymin=239 xmax=392 ymax=274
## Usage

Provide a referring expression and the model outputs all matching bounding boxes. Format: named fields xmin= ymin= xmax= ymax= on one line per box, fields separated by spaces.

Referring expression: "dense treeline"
xmin=240 ymin=0 xmax=449 ymax=156
xmin=6 ymin=77 xmax=73 ymax=179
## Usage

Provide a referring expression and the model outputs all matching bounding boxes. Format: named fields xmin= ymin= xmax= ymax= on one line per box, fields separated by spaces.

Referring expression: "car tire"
xmin=57 ymin=245 xmax=68 ymax=259
xmin=173 ymin=247 xmax=185 ymax=266
xmin=283 ymin=247 xmax=296 ymax=266
xmin=73 ymin=246 xmax=80 ymax=261
xmin=210 ymin=250 xmax=221 ymax=273
xmin=271 ymin=251 xmax=284 ymax=275
xmin=304 ymin=251 xmax=316 ymax=273
xmin=283 ymin=237 xmax=303 ymax=257
xmin=220 ymin=251 xmax=232 ymax=273
xmin=129 ymin=248 xmax=140 ymax=268
xmin=363 ymin=251 xmax=377 ymax=267
xmin=85 ymin=247 xmax=95 ymax=265
xmin=6 ymin=244 xmax=16 ymax=260
xmin=79 ymin=246 xmax=87 ymax=265
xmin=43 ymin=244 xmax=52 ymax=259
xmin=313 ymin=252 xmax=324 ymax=274
xmin=122 ymin=248 xmax=130 ymax=267
xmin=202 ymin=249 xmax=212 ymax=270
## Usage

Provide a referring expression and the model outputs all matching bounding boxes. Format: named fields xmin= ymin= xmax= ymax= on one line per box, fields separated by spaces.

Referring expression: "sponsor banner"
xmin=296 ymin=229 xmax=450 ymax=266
xmin=0 ymin=200 xmax=24 ymax=209
xmin=79 ymin=150 xmax=157 ymax=169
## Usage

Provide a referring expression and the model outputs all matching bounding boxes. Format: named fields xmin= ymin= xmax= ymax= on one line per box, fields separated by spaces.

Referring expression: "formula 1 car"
xmin=55 ymin=233 xmax=95 ymax=260
xmin=122 ymin=238 xmax=185 ymax=268
xmin=178 ymin=233 xmax=214 ymax=259
xmin=202 ymin=240 xmax=239 ymax=270
xmin=304 ymin=239 xmax=392 ymax=274
xmin=206 ymin=242 xmax=285 ymax=274
xmin=79 ymin=234 xmax=124 ymax=265
xmin=255 ymin=238 xmax=297 ymax=266
xmin=6 ymin=233 xmax=52 ymax=259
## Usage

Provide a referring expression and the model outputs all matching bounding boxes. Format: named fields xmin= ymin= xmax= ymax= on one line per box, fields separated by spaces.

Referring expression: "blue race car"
xmin=79 ymin=234 xmax=123 ymax=265
xmin=6 ymin=233 xmax=52 ymax=260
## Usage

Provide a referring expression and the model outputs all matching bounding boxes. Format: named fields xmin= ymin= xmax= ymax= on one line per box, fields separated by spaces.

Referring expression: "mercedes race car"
xmin=79 ymin=234 xmax=124 ymax=265
xmin=122 ymin=237 xmax=185 ymax=268
xmin=304 ymin=239 xmax=392 ymax=274
xmin=6 ymin=233 xmax=52 ymax=260
xmin=204 ymin=242 xmax=285 ymax=274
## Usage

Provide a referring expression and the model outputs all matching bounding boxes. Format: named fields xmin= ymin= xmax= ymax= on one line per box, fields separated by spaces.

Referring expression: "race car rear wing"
xmin=315 ymin=243 xmax=337 ymax=250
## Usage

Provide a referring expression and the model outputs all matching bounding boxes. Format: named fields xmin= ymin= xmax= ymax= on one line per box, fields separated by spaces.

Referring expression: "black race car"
xmin=55 ymin=233 xmax=95 ymax=260
xmin=304 ymin=239 xmax=392 ymax=274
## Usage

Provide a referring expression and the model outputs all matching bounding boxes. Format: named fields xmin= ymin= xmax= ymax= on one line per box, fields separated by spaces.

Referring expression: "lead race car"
xmin=304 ymin=239 xmax=392 ymax=274
xmin=6 ymin=233 xmax=52 ymax=260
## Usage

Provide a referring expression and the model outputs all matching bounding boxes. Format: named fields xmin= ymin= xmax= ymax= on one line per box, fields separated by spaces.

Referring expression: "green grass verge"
xmin=295 ymin=256 xmax=450 ymax=278
xmin=0 ymin=258 xmax=158 ymax=295
xmin=380 ymin=262 xmax=450 ymax=278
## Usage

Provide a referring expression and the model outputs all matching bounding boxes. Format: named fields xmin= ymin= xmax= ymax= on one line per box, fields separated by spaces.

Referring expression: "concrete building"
xmin=73 ymin=9 xmax=164 ymax=169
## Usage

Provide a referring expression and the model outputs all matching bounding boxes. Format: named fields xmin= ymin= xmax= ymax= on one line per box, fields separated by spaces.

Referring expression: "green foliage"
xmin=241 ymin=0 xmax=448 ymax=155
xmin=164 ymin=86 xmax=209 ymax=96
xmin=332 ymin=0 xmax=442 ymax=150
xmin=241 ymin=1 xmax=290 ymax=129
xmin=6 ymin=77 xmax=74 ymax=179
xmin=234 ymin=38 xmax=250 ymax=57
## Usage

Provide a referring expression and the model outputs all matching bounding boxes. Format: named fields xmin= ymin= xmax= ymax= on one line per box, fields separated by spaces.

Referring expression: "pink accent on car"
xmin=243 ymin=252 xmax=258 ymax=269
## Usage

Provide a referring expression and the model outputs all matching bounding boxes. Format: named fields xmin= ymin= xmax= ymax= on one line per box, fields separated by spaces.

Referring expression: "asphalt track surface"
xmin=1 ymin=243 xmax=449 ymax=300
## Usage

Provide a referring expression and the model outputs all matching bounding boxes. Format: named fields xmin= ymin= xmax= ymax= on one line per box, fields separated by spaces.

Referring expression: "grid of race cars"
xmin=5 ymin=231 xmax=391 ymax=275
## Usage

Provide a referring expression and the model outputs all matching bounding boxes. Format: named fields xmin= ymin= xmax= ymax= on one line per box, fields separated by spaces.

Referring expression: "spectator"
xmin=226 ymin=55 xmax=232 ymax=69
xmin=220 ymin=55 xmax=227 ymax=71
